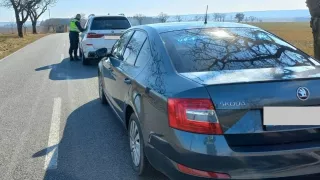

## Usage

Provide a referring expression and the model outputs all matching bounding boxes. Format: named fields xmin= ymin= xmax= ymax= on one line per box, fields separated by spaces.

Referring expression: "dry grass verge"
xmin=0 ymin=33 xmax=47 ymax=60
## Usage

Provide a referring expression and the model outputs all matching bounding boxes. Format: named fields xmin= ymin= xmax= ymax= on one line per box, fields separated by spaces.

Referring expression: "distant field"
xmin=0 ymin=22 xmax=315 ymax=60
xmin=250 ymin=22 xmax=314 ymax=57
xmin=0 ymin=33 xmax=47 ymax=60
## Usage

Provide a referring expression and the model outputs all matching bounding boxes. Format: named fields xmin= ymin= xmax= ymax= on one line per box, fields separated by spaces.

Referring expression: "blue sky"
xmin=0 ymin=0 xmax=308 ymax=21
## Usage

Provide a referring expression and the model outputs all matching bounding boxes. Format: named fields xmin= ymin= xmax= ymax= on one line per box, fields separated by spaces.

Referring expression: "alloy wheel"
xmin=130 ymin=120 xmax=141 ymax=167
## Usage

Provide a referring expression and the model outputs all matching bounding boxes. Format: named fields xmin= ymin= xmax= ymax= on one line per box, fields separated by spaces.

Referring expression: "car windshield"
xmin=91 ymin=17 xmax=131 ymax=30
xmin=160 ymin=28 xmax=318 ymax=73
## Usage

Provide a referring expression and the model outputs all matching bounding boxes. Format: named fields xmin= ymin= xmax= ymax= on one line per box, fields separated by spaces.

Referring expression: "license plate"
xmin=263 ymin=107 xmax=320 ymax=126
xmin=104 ymin=36 xmax=120 ymax=40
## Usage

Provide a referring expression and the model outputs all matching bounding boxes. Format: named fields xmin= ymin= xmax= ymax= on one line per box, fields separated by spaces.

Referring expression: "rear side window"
xmin=160 ymin=28 xmax=316 ymax=73
xmin=135 ymin=40 xmax=151 ymax=67
xmin=123 ymin=31 xmax=147 ymax=65
xmin=90 ymin=17 xmax=131 ymax=30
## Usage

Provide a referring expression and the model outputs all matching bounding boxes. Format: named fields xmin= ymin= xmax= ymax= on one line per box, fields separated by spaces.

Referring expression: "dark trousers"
xmin=69 ymin=31 xmax=79 ymax=58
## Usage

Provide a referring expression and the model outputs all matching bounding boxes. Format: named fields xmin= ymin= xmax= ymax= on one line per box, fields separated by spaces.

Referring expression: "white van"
xmin=79 ymin=15 xmax=131 ymax=65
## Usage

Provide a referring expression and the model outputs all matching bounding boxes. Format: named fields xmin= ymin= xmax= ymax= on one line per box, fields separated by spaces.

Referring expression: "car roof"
xmin=89 ymin=15 xmax=128 ymax=19
xmin=139 ymin=21 xmax=260 ymax=33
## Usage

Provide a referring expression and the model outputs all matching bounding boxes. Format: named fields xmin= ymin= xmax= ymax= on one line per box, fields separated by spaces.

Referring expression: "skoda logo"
xmin=297 ymin=87 xmax=310 ymax=101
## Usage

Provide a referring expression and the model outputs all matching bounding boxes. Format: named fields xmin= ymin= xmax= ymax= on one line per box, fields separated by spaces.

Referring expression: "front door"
xmin=110 ymin=30 xmax=148 ymax=119
xmin=102 ymin=30 xmax=134 ymax=120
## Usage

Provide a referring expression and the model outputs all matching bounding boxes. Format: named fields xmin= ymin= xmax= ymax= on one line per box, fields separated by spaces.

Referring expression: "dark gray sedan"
xmin=97 ymin=22 xmax=320 ymax=180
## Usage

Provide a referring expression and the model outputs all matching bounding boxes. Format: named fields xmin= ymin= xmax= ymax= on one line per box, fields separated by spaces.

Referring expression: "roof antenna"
xmin=204 ymin=5 xmax=208 ymax=25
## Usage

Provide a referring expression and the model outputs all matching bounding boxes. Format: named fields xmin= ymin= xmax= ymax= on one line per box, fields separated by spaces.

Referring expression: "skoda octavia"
xmin=97 ymin=22 xmax=320 ymax=179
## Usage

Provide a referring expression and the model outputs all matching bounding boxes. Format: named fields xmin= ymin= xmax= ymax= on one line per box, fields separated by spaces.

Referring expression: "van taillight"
xmin=168 ymin=98 xmax=223 ymax=135
xmin=87 ymin=33 xmax=104 ymax=38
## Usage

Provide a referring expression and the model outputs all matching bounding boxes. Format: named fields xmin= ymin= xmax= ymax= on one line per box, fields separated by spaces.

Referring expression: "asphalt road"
xmin=0 ymin=34 xmax=168 ymax=180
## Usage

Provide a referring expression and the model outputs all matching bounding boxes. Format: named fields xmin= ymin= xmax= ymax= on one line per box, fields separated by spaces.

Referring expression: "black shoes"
xmin=70 ymin=55 xmax=80 ymax=61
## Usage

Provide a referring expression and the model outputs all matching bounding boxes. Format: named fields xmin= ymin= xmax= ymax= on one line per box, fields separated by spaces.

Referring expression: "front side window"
xmin=135 ymin=39 xmax=151 ymax=67
xmin=160 ymin=28 xmax=317 ymax=73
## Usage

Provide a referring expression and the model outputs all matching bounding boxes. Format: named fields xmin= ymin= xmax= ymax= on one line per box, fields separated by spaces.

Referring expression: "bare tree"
xmin=229 ymin=15 xmax=234 ymax=22
xmin=133 ymin=14 xmax=146 ymax=25
xmin=1 ymin=0 xmax=41 ymax=37
xmin=249 ymin=16 xmax=256 ymax=22
xmin=30 ymin=0 xmax=56 ymax=34
xmin=220 ymin=13 xmax=226 ymax=22
xmin=193 ymin=15 xmax=203 ymax=21
xmin=175 ymin=15 xmax=183 ymax=22
xmin=212 ymin=13 xmax=226 ymax=22
xmin=235 ymin=13 xmax=245 ymax=23
xmin=158 ymin=12 xmax=169 ymax=23
xmin=213 ymin=13 xmax=219 ymax=21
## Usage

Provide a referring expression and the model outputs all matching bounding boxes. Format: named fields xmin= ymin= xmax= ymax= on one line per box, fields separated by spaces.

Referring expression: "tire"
xmin=128 ymin=113 xmax=151 ymax=176
xmin=98 ymin=75 xmax=108 ymax=105
xmin=81 ymin=50 xmax=89 ymax=65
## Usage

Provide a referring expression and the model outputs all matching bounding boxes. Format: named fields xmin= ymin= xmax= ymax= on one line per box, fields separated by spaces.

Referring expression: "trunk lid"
xmin=88 ymin=29 xmax=125 ymax=49
xmin=180 ymin=66 xmax=320 ymax=147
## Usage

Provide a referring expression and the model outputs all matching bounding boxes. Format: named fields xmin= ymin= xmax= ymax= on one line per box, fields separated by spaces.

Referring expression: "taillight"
xmin=87 ymin=33 xmax=104 ymax=38
xmin=177 ymin=164 xmax=230 ymax=179
xmin=168 ymin=98 xmax=223 ymax=134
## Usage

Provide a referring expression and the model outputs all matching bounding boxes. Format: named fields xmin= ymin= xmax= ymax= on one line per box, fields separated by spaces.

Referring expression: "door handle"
xmin=124 ymin=78 xmax=131 ymax=85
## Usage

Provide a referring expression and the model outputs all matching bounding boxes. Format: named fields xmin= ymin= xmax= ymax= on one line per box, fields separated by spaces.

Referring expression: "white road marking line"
xmin=44 ymin=97 xmax=62 ymax=170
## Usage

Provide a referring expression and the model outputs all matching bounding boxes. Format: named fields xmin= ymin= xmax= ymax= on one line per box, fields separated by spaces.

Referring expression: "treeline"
xmin=130 ymin=12 xmax=262 ymax=25
xmin=0 ymin=0 xmax=57 ymax=37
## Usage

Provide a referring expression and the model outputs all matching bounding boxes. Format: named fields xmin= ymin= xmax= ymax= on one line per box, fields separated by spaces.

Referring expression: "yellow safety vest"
xmin=69 ymin=19 xmax=80 ymax=32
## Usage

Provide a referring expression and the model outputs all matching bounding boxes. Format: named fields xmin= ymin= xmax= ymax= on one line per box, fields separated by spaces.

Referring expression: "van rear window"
xmin=91 ymin=17 xmax=131 ymax=30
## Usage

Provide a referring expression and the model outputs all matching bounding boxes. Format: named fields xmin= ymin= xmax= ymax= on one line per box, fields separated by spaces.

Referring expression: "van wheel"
xmin=81 ymin=51 xmax=89 ymax=65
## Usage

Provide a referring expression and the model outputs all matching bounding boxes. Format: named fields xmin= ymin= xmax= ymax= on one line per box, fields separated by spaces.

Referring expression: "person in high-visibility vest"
xmin=69 ymin=14 xmax=85 ymax=61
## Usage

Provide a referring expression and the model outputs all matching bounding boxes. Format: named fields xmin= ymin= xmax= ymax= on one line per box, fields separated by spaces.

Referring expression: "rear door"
xmin=88 ymin=16 xmax=131 ymax=49
xmin=109 ymin=30 xmax=148 ymax=119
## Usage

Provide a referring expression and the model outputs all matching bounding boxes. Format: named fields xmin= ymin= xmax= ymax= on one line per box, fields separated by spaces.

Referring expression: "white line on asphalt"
xmin=44 ymin=97 xmax=62 ymax=170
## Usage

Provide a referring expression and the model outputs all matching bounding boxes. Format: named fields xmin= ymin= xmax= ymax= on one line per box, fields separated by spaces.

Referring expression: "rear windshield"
xmin=160 ymin=28 xmax=317 ymax=73
xmin=91 ymin=17 xmax=131 ymax=30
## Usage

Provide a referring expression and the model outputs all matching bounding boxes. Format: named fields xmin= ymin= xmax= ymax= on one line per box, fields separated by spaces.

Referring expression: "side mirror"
xmin=95 ymin=48 xmax=108 ymax=58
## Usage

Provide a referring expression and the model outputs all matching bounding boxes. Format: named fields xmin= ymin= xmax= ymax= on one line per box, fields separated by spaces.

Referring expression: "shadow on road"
xmin=35 ymin=58 xmax=100 ymax=81
xmin=33 ymin=99 xmax=167 ymax=180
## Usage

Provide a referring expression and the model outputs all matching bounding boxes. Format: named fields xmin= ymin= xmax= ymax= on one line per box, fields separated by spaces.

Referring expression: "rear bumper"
xmin=146 ymin=130 xmax=320 ymax=180
xmin=82 ymin=44 xmax=113 ymax=59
